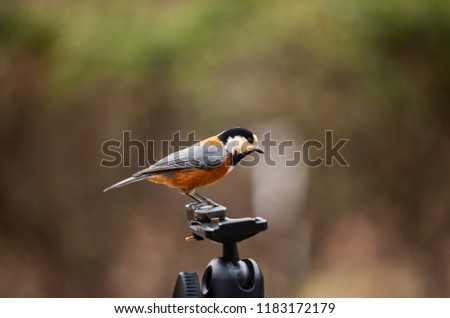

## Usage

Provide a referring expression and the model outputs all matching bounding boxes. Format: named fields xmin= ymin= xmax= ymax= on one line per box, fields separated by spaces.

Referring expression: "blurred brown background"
xmin=1 ymin=0 xmax=449 ymax=297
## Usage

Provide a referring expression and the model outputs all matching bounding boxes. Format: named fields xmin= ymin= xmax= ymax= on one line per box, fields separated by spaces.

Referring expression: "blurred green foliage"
xmin=0 ymin=0 xmax=449 ymax=297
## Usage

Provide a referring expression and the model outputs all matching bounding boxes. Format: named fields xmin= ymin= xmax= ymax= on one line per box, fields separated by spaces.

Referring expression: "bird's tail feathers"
xmin=103 ymin=175 xmax=147 ymax=192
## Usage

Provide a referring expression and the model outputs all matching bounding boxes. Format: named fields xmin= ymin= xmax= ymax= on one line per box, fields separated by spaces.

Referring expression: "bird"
xmin=103 ymin=127 xmax=264 ymax=205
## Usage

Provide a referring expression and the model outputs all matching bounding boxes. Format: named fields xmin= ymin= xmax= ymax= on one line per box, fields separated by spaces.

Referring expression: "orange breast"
xmin=146 ymin=155 xmax=232 ymax=190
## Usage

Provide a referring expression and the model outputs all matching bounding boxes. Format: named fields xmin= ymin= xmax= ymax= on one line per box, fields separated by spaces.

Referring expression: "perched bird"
xmin=104 ymin=127 xmax=264 ymax=205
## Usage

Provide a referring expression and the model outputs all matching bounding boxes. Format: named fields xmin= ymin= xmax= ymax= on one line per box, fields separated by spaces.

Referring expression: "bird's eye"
xmin=247 ymin=137 xmax=254 ymax=144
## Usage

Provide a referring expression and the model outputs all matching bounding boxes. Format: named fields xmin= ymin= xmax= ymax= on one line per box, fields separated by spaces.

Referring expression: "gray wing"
xmin=133 ymin=142 xmax=227 ymax=177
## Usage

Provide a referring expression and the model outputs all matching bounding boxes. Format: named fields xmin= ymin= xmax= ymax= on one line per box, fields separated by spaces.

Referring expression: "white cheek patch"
xmin=226 ymin=136 xmax=248 ymax=154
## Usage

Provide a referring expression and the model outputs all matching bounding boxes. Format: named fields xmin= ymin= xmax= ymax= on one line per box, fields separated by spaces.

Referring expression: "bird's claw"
xmin=205 ymin=199 xmax=219 ymax=207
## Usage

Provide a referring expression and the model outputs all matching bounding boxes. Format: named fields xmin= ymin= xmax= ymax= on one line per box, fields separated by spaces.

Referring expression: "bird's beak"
xmin=254 ymin=146 xmax=264 ymax=154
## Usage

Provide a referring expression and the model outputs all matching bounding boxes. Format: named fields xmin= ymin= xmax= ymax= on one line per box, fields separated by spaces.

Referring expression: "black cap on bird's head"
xmin=217 ymin=127 xmax=264 ymax=165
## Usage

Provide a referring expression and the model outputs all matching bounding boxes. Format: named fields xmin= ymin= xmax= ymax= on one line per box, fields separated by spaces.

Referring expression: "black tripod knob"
xmin=173 ymin=272 xmax=200 ymax=298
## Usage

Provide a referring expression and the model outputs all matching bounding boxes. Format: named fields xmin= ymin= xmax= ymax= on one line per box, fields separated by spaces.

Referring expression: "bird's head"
xmin=218 ymin=127 xmax=264 ymax=165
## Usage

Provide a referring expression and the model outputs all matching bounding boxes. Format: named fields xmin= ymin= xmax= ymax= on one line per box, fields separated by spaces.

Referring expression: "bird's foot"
xmin=195 ymin=193 xmax=219 ymax=207
xmin=203 ymin=198 xmax=219 ymax=207
xmin=180 ymin=189 xmax=220 ymax=208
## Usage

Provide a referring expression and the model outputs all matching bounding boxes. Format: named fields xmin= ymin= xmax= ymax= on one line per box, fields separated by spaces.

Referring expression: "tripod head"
xmin=173 ymin=202 xmax=268 ymax=297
